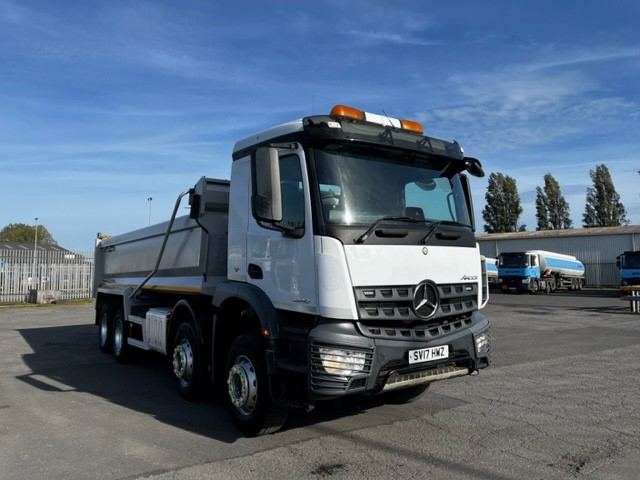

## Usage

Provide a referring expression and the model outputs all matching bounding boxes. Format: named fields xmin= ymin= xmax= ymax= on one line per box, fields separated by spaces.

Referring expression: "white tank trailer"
xmin=497 ymin=249 xmax=585 ymax=294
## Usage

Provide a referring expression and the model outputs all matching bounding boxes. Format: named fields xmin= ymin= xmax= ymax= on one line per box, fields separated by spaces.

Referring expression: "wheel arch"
xmin=95 ymin=289 xmax=126 ymax=325
xmin=211 ymin=282 xmax=280 ymax=384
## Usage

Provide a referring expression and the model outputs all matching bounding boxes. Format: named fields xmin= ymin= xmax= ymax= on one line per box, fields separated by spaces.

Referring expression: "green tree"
xmin=582 ymin=164 xmax=629 ymax=227
xmin=535 ymin=173 xmax=573 ymax=230
xmin=482 ymin=172 xmax=524 ymax=233
xmin=0 ymin=223 xmax=58 ymax=245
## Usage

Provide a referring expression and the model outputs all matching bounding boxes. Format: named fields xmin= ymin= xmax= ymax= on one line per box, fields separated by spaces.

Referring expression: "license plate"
xmin=408 ymin=345 xmax=449 ymax=364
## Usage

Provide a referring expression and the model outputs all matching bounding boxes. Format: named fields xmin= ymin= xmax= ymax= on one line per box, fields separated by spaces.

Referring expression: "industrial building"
xmin=476 ymin=226 xmax=640 ymax=288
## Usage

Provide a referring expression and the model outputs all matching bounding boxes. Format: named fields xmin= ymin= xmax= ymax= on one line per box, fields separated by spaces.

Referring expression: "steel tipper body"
xmin=497 ymin=249 xmax=585 ymax=294
xmin=617 ymin=251 xmax=640 ymax=287
xmin=94 ymin=104 xmax=491 ymax=436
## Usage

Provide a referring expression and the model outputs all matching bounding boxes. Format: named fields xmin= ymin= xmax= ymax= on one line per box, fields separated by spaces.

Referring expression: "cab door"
xmin=246 ymin=145 xmax=317 ymax=313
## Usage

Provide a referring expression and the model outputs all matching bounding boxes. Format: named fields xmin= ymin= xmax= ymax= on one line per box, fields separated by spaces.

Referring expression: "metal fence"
xmin=0 ymin=248 xmax=94 ymax=304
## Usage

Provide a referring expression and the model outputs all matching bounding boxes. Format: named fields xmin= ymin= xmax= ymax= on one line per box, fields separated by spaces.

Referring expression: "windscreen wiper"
xmin=355 ymin=216 xmax=423 ymax=244
xmin=421 ymin=220 xmax=463 ymax=244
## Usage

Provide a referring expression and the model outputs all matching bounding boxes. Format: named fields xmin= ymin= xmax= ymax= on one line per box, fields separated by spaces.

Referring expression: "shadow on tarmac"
xmin=14 ymin=323 xmax=467 ymax=443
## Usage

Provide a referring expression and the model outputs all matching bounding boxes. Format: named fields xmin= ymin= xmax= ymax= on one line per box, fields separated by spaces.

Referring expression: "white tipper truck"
xmin=93 ymin=104 xmax=492 ymax=436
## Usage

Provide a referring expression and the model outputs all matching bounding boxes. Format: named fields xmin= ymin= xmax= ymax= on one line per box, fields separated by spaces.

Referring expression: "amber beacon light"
xmin=329 ymin=104 xmax=423 ymax=134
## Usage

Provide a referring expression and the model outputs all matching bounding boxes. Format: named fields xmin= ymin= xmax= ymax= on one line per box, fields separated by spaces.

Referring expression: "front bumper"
xmin=500 ymin=276 xmax=531 ymax=292
xmin=305 ymin=311 xmax=491 ymax=400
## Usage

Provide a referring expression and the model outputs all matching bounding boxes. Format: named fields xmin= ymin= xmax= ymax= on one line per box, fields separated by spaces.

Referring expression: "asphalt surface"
xmin=1 ymin=289 xmax=639 ymax=479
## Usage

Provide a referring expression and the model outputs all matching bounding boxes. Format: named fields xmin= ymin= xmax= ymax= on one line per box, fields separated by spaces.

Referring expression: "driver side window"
xmin=279 ymin=154 xmax=304 ymax=230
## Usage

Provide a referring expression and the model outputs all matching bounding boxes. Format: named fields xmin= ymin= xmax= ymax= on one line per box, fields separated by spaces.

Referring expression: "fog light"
xmin=318 ymin=347 xmax=366 ymax=376
xmin=475 ymin=331 xmax=490 ymax=355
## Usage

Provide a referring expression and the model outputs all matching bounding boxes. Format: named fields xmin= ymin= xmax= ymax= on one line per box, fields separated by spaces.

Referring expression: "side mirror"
xmin=616 ymin=256 xmax=621 ymax=268
xmin=464 ymin=157 xmax=485 ymax=178
xmin=252 ymin=147 xmax=283 ymax=223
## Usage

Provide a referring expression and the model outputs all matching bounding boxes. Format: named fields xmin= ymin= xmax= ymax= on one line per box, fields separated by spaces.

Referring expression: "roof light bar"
xmin=330 ymin=104 xmax=365 ymax=120
xmin=330 ymin=104 xmax=423 ymax=134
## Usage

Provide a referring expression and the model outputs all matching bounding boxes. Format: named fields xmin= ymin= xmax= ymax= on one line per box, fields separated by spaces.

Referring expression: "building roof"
xmin=0 ymin=241 xmax=72 ymax=253
xmin=476 ymin=225 xmax=640 ymax=241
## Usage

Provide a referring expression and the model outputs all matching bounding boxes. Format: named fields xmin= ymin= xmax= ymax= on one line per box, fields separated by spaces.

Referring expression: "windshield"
xmin=499 ymin=253 xmax=530 ymax=268
xmin=313 ymin=146 xmax=471 ymax=227
xmin=622 ymin=253 xmax=640 ymax=269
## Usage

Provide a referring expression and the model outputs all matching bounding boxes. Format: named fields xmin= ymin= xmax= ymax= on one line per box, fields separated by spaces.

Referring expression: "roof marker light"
xmin=330 ymin=104 xmax=423 ymax=134
xmin=330 ymin=104 xmax=365 ymax=120
xmin=400 ymin=119 xmax=423 ymax=134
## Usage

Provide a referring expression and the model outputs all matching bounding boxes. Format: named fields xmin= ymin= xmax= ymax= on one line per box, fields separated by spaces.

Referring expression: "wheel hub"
xmin=113 ymin=321 xmax=123 ymax=353
xmin=99 ymin=315 xmax=108 ymax=345
xmin=227 ymin=356 xmax=257 ymax=415
xmin=173 ymin=341 xmax=193 ymax=383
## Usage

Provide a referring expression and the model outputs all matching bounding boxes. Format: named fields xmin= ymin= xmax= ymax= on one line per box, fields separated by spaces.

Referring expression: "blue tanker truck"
xmin=497 ymin=250 xmax=585 ymax=294
xmin=617 ymin=251 xmax=640 ymax=287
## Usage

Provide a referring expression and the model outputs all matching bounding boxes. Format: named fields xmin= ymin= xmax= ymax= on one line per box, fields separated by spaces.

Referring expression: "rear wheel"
xmin=112 ymin=308 xmax=132 ymax=363
xmin=98 ymin=304 xmax=113 ymax=353
xmin=173 ymin=322 xmax=206 ymax=400
xmin=384 ymin=383 xmax=430 ymax=404
xmin=225 ymin=333 xmax=287 ymax=436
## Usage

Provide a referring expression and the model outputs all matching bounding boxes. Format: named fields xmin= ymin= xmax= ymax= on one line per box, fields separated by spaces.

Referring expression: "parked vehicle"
xmin=484 ymin=257 xmax=498 ymax=288
xmin=497 ymin=250 xmax=585 ymax=294
xmin=93 ymin=104 xmax=492 ymax=436
xmin=617 ymin=251 xmax=640 ymax=287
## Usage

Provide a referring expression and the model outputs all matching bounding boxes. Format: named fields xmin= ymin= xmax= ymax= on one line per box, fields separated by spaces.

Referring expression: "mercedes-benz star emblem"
xmin=413 ymin=281 xmax=439 ymax=320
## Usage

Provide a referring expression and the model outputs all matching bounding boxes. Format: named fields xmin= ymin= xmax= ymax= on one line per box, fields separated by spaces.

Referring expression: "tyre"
xmin=173 ymin=322 xmax=207 ymax=401
xmin=384 ymin=383 xmax=430 ymax=404
xmin=225 ymin=333 xmax=287 ymax=436
xmin=112 ymin=308 xmax=132 ymax=363
xmin=530 ymin=281 xmax=538 ymax=295
xmin=545 ymin=282 xmax=551 ymax=294
xmin=98 ymin=304 xmax=113 ymax=354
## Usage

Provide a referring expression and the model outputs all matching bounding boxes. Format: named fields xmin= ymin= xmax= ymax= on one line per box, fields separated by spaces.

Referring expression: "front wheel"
xmin=225 ymin=333 xmax=287 ymax=436
xmin=173 ymin=322 xmax=206 ymax=401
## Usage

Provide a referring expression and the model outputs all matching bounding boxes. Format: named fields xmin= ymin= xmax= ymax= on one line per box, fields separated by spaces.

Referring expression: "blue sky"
xmin=1 ymin=0 xmax=639 ymax=251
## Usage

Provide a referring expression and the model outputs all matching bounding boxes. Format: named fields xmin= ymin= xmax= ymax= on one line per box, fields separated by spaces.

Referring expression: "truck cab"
xmin=617 ymin=251 xmax=640 ymax=287
xmin=497 ymin=252 xmax=543 ymax=293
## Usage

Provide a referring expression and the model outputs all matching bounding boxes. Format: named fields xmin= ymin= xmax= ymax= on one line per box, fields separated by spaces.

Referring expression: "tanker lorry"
xmin=497 ymin=250 xmax=585 ymax=294
xmin=484 ymin=256 xmax=498 ymax=288
xmin=93 ymin=104 xmax=492 ymax=436
xmin=617 ymin=251 xmax=640 ymax=287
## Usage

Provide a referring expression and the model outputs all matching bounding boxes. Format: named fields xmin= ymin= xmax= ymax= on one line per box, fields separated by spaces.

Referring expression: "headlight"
xmin=522 ymin=278 xmax=530 ymax=284
xmin=318 ymin=347 xmax=366 ymax=376
xmin=475 ymin=331 xmax=491 ymax=356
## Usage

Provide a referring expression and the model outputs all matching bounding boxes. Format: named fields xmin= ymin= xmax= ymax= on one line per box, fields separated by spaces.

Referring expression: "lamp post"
xmin=33 ymin=217 xmax=38 ymax=290
xmin=147 ymin=197 xmax=153 ymax=225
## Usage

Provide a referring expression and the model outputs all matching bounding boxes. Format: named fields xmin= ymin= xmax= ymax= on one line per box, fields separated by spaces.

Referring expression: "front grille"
xmin=358 ymin=315 xmax=473 ymax=340
xmin=354 ymin=283 xmax=478 ymax=321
